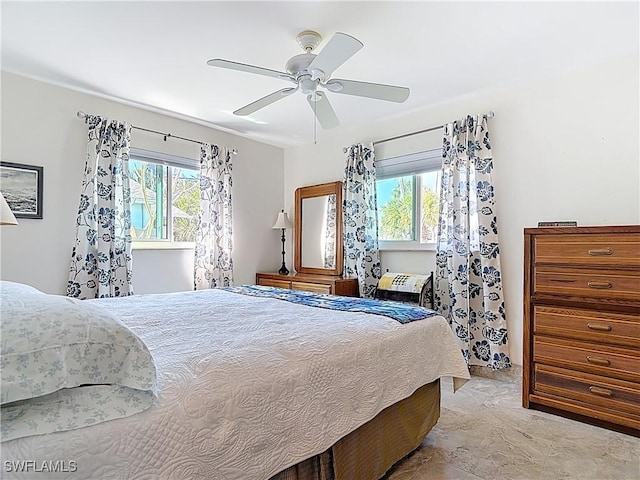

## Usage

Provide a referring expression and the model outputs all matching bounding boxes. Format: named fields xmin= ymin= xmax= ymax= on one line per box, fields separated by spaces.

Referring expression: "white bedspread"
xmin=1 ymin=288 xmax=469 ymax=480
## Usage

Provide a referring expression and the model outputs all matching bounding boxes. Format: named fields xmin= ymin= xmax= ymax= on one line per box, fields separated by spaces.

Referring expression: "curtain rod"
xmin=76 ymin=111 xmax=237 ymax=154
xmin=343 ymin=111 xmax=494 ymax=153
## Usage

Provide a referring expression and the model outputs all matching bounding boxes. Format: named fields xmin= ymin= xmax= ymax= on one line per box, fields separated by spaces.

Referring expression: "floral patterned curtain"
xmin=343 ymin=144 xmax=381 ymax=298
xmin=194 ymin=144 xmax=233 ymax=289
xmin=68 ymin=116 xmax=133 ymax=299
xmin=434 ymin=115 xmax=510 ymax=370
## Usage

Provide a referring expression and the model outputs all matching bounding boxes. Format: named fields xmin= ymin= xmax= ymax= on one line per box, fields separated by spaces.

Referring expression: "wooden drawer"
xmin=534 ymin=364 xmax=640 ymax=416
xmin=533 ymin=306 xmax=640 ymax=348
xmin=257 ymin=278 xmax=291 ymax=289
xmin=534 ymin=266 xmax=640 ymax=301
xmin=533 ymin=336 xmax=640 ymax=383
xmin=291 ymin=281 xmax=332 ymax=294
xmin=534 ymin=234 xmax=640 ymax=267
xmin=256 ymin=273 xmax=359 ymax=298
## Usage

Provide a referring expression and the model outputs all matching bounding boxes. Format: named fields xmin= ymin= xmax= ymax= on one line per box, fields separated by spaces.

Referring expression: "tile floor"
xmin=385 ymin=376 xmax=640 ymax=480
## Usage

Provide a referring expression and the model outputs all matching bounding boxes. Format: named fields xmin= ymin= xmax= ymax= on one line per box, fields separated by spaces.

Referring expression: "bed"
xmin=1 ymin=283 xmax=469 ymax=479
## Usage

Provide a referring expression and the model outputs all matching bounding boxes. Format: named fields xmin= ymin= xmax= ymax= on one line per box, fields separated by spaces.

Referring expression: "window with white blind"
xmin=375 ymin=148 xmax=442 ymax=250
xmin=129 ymin=148 xmax=200 ymax=249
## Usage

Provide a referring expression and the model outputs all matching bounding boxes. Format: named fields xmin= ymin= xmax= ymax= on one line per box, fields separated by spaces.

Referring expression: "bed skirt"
xmin=271 ymin=379 xmax=441 ymax=480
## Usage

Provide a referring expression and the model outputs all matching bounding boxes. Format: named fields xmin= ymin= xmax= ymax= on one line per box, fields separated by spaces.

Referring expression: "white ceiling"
xmin=2 ymin=1 xmax=638 ymax=148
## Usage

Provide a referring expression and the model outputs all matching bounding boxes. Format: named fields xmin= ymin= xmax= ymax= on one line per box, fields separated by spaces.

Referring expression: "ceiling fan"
xmin=207 ymin=30 xmax=410 ymax=129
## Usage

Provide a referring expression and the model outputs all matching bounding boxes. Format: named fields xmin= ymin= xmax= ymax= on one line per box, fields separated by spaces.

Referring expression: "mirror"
xmin=295 ymin=181 xmax=343 ymax=276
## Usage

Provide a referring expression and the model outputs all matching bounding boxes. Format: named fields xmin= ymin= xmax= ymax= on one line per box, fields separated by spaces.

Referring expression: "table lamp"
xmin=272 ymin=210 xmax=292 ymax=275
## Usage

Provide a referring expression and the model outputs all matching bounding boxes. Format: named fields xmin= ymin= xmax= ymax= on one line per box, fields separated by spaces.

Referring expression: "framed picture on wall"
xmin=0 ymin=162 xmax=44 ymax=219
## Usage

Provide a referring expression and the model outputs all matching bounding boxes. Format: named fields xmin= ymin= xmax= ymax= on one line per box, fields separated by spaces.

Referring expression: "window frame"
xmin=376 ymin=149 xmax=442 ymax=252
xmin=129 ymin=148 xmax=199 ymax=250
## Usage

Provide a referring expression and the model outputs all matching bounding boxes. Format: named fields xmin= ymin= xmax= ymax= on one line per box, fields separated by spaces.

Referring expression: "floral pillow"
xmin=1 ymin=291 xmax=156 ymax=405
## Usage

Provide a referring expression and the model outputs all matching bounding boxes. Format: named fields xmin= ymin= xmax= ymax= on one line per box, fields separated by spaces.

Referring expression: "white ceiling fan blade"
xmin=326 ymin=79 xmax=410 ymax=103
xmin=234 ymin=88 xmax=297 ymax=116
xmin=308 ymin=33 xmax=363 ymax=80
xmin=207 ymin=58 xmax=292 ymax=80
xmin=307 ymin=92 xmax=339 ymax=129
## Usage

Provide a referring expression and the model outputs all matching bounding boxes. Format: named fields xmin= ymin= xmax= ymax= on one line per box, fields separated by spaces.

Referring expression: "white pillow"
xmin=0 ymin=280 xmax=44 ymax=296
xmin=1 ymin=292 xmax=156 ymax=405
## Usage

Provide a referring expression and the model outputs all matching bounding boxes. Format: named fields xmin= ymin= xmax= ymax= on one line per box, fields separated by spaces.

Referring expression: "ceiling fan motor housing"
xmin=285 ymin=53 xmax=317 ymax=78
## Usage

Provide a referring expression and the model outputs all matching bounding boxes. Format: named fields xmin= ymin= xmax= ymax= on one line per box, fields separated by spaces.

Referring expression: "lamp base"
xmin=278 ymin=228 xmax=289 ymax=276
xmin=278 ymin=264 xmax=290 ymax=276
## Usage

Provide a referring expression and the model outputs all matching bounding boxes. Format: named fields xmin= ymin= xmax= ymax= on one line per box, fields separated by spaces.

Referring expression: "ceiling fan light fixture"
xmin=299 ymin=76 xmax=318 ymax=95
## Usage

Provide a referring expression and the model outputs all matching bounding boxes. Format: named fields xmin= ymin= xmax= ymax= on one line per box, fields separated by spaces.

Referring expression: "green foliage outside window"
xmin=378 ymin=173 xmax=439 ymax=243
xmin=379 ymin=177 xmax=414 ymax=240
xmin=420 ymin=187 xmax=439 ymax=243
xmin=172 ymin=173 xmax=200 ymax=242
xmin=129 ymin=159 xmax=200 ymax=242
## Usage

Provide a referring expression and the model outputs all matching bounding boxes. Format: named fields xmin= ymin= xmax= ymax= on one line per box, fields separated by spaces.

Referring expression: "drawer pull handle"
xmin=586 ymin=356 xmax=611 ymax=367
xmin=587 ymin=281 xmax=612 ymax=289
xmin=586 ymin=323 xmax=612 ymax=332
xmin=589 ymin=386 xmax=613 ymax=398
xmin=588 ymin=248 xmax=613 ymax=256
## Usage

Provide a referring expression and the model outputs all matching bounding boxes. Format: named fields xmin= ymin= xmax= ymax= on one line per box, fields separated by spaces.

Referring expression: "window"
xmin=128 ymin=149 xmax=200 ymax=248
xmin=376 ymin=149 xmax=442 ymax=250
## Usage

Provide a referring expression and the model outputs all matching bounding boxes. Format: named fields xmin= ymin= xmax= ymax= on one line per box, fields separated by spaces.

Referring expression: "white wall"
xmin=0 ymin=72 xmax=285 ymax=294
xmin=284 ymin=53 xmax=640 ymax=366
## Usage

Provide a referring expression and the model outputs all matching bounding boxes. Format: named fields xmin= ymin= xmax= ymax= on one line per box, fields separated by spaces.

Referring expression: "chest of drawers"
xmin=256 ymin=272 xmax=359 ymax=297
xmin=523 ymin=226 xmax=640 ymax=435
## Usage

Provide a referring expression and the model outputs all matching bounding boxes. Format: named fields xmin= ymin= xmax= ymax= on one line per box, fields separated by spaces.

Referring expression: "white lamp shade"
xmin=272 ymin=211 xmax=292 ymax=229
xmin=0 ymin=192 xmax=18 ymax=225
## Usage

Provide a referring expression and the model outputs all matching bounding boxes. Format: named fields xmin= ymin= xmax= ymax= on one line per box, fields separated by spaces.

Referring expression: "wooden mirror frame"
xmin=294 ymin=181 xmax=343 ymax=276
